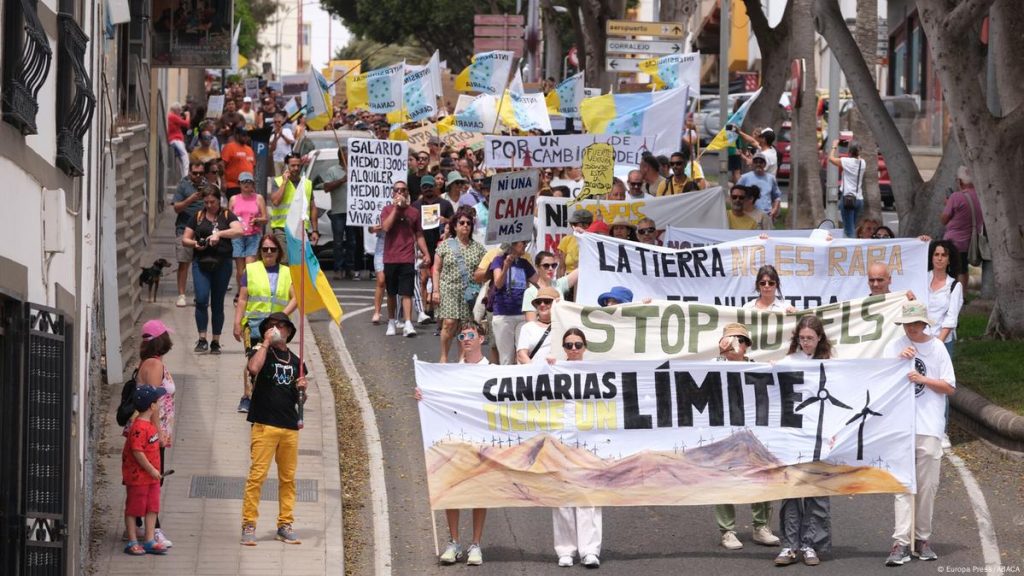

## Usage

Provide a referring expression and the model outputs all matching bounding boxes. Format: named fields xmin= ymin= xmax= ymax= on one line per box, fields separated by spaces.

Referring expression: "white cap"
xmin=243 ymin=96 xmax=252 ymax=103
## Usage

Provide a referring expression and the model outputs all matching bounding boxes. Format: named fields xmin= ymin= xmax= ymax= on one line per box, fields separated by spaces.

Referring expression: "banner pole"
xmin=431 ymin=510 xmax=439 ymax=557
xmin=490 ymin=57 xmax=524 ymax=135
xmin=298 ymin=204 xmax=308 ymax=428
xmin=910 ymin=494 xmax=916 ymax=555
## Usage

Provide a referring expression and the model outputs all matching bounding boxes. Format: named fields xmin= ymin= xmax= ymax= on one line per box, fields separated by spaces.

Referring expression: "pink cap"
xmin=141 ymin=319 xmax=172 ymax=341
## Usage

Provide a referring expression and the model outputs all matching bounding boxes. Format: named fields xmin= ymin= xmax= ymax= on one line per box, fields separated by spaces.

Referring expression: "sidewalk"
xmin=90 ymin=212 xmax=343 ymax=576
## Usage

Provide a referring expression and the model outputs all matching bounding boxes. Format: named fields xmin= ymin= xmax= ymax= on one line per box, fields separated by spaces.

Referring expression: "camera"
xmin=197 ymin=237 xmax=209 ymax=248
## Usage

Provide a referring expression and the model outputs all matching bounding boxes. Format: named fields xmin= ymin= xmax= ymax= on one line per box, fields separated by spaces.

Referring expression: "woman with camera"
xmin=182 ymin=185 xmax=244 ymax=354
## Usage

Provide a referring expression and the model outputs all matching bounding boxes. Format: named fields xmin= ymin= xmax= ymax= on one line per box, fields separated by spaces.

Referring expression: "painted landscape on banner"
xmin=416 ymin=359 xmax=915 ymax=510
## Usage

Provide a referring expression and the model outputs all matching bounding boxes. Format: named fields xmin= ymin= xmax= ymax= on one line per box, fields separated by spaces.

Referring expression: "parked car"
xmin=298 ymin=147 xmax=345 ymax=263
xmin=294 ymin=128 xmax=374 ymax=158
xmin=819 ymin=131 xmax=893 ymax=209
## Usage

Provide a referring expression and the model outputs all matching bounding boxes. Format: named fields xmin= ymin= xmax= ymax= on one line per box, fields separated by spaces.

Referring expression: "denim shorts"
xmin=373 ymin=234 xmax=385 ymax=273
xmin=232 ymin=234 xmax=260 ymax=258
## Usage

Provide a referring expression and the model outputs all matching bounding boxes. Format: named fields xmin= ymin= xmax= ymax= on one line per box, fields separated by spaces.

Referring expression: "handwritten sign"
xmin=579 ymin=143 xmax=614 ymax=200
xmin=485 ymin=169 xmax=538 ymax=243
xmin=206 ymin=95 xmax=225 ymax=118
xmin=346 ymin=138 xmax=409 ymax=225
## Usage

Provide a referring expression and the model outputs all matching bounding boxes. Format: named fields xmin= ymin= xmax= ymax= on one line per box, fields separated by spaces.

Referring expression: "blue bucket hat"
xmin=597 ymin=286 xmax=634 ymax=307
xmin=133 ymin=384 xmax=168 ymax=411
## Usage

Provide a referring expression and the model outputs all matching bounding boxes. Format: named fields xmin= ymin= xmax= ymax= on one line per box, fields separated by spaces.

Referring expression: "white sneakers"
xmin=558 ymin=555 xmax=574 ymax=567
xmin=581 ymin=554 xmax=600 ymax=568
xmin=721 ymin=530 xmax=743 ymax=550
xmin=403 ymin=320 xmax=417 ymax=337
xmin=176 ymin=294 xmax=187 ymax=307
xmin=385 ymin=320 xmax=397 ymax=336
xmin=385 ymin=319 xmax=417 ymax=337
xmin=752 ymin=525 xmax=781 ymax=546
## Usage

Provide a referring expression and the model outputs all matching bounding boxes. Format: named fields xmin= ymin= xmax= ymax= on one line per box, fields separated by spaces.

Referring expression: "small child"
xmin=122 ymin=384 xmax=169 ymax=555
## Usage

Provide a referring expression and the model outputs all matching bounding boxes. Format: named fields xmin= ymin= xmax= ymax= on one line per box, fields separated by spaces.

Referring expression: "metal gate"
xmin=0 ymin=294 xmax=24 ymax=575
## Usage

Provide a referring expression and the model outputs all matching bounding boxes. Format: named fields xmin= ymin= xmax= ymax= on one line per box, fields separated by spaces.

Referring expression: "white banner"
xmin=485 ymin=169 xmax=539 ymax=244
xmin=663 ymin=227 xmax=845 ymax=249
xmin=576 ymin=233 xmax=928 ymax=308
xmin=416 ymin=358 xmax=915 ymax=509
xmin=346 ymin=138 xmax=409 ymax=225
xmin=549 ymin=292 xmax=911 ymax=362
xmin=535 ymin=188 xmax=727 ymax=253
xmin=484 ymin=134 xmax=657 ymax=169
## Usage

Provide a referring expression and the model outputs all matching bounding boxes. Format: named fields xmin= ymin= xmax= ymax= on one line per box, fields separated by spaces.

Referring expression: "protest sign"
xmin=206 ymin=95 xmax=225 ymax=118
xmin=575 ymin=233 xmax=928 ymax=308
xmin=416 ymin=358 xmax=915 ymax=509
xmin=421 ymin=204 xmax=441 ymax=230
xmin=484 ymin=134 xmax=655 ymax=169
xmin=442 ymin=130 xmax=485 ymax=151
xmin=485 ymin=169 xmax=538 ymax=243
xmin=664 ymin=227 xmax=843 ymax=249
xmin=244 ymin=78 xmax=260 ymax=100
xmin=549 ymin=177 xmax=584 ymax=198
xmin=549 ymin=292 xmax=910 ymax=362
xmin=346 ymin=138 xmax=409 ymax=225
xmin=579 ymin=143 xmax=614 ymax=200
xmin=535 ymin=187 xmax=727 ymax=253
xmin=406 ymin=124 xmax=436 ymax=154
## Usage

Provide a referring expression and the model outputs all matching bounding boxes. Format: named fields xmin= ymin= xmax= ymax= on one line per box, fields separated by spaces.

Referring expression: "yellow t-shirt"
xmin=476 ymin=247 xmax=504 ymax=275
xmin=557 ymin=235 xmax=580 ymax=273
xmin=727 ymin=209 xmax=770 ymax=231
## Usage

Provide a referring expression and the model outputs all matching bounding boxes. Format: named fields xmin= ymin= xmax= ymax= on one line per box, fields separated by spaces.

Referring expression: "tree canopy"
xmin=234 ymin=0 xmax=279 ymax=63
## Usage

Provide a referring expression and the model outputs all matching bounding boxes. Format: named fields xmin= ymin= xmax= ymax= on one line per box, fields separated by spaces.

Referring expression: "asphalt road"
xmin=325 ymin=280 xmax=1019 ymax=575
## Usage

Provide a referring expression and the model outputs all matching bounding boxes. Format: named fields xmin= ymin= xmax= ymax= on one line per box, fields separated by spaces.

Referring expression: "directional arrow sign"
xmin=606 ymin=58 xmax=643 ymax=73
xmin=606 ymin=39 xmax=685 ymax=55
xmin=606 ymin=20 xmax=685 ymax=38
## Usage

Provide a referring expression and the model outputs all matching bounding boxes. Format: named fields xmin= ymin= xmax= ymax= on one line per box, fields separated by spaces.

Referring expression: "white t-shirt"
xmin=927 ymin=276 xmax=963 ymax=343
xmin=742 ymin=297 xmax=789 ymax=312
xmin=521 ymin=277 xmax=570 ymax=314
xmin=760 ymin=147 xmax=779 ymax=175
xmin=517 ymin=321 xmax=552 ymax=364
xmin=459 ymin=357 xmax=491 ymax=365
xmin=885 ymin=334 xmax=956 ymax=438
xmin=272 ymin=127 xmax=295 ymax=163
xmin=839 ymin=157 xmax=866 ymax=200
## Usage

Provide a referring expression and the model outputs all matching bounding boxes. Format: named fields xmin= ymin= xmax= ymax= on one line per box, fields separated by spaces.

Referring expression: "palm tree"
xmin=795 ymin=363 xmax=852 ymax=460
xmin=845 ymin=390 xmax=883 ymax=460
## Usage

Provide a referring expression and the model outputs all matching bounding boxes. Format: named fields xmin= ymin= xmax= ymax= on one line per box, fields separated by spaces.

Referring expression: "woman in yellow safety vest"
xmin=232 ymin=233 xmax=297 ymax=413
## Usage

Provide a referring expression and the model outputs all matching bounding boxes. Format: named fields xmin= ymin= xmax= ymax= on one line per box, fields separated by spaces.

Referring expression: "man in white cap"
xmin=883 ymin=302 xmax=955 ymax=566
xmin=737 ymin=152 xmax=781 ymax=221
xmin=240 ymin=96 xmax=256 ymax=129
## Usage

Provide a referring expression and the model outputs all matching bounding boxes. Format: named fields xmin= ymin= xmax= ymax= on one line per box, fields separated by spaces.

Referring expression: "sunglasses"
xmin=730 ymin=195 xmax=746 ymax=201
xmin=190 ymin=171 xmax=205 ymax=176
xmin=638 ymin=227 xmax=656 ymax=235
xmin=563 ymin=341 xmax=585 ymax=350
xmin=540 ymin=263 xmax=558 ymax=270
xmin=472 ymin=179 xmax=484 ymax=184
xmin=759 ymin=280 xmax=777 ymax=287
xmin=534 ymin=299 xmax=553 ymax=307
xmin=457 ymin=331 xmax=477 ymax=341
xmin=261 ymin=247 xmax=279 ymax=253
xmin=670 ymin=161 xmax=685 ymax=166
xmin=628 ymin=182 xmax=643 ymax=187
xmin=456 ymin=220 xmax=473 ymax=226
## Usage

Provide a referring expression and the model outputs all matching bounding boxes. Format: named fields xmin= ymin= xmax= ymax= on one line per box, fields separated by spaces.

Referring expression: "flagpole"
xmin=491 ymin=57 xmax=524 ymax=134
xmin=298 ymin=210 xmax=307 ymax=428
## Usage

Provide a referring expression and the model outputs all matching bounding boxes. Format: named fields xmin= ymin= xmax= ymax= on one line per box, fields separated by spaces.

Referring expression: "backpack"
xmin=115 ymin=369 xmax=140 ymax=427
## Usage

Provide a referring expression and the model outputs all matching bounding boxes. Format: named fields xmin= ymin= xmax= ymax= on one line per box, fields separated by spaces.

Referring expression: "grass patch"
xmin=953 ymin=312 xmax=1024 ymax=415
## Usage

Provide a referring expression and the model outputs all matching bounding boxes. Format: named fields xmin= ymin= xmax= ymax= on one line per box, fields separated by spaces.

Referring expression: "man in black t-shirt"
xmin=412 ymin=175 xmax=453 ymax=323
xmin=241 ymin=312 xmax=308 ymax=546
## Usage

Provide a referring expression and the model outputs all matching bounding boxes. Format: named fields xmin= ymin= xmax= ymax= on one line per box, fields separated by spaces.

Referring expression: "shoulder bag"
xmin=965 ymin=191 xmax=991 ymax=266
xmin=528 ymin=325 xmax=552 ymax=360
xmin=842 ymin=158 xmax=862 ymax=211
xmin=448 ymin=238 xmax=482 ymax=306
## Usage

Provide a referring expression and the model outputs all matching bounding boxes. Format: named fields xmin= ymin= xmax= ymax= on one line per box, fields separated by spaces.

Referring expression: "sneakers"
xmin=176 ymin=294 xmax=187 ymax=307
xmin=209 ymin=340 xmax=221 ymax=355
xmin=801 ymin=546 xmax=820 ymax=566
xmin=240 ymin=524 xmax=256 ymax=546
xmin=275 ymin=524 xmax=301 ymax=544
xmin=558 ymin=555 xmax=574 ymax=567
xmin=439 ymin=540 xmax=462 ymax=565
xmin=581 ymin=553 xmax=600 ymax=568
xmin=385 ymin=320 xmax=397 ymax=336
xmin=752 ymin=525 xmax=781 ymax=546
xmin=403 ymin=320 xmax=417 ymax=337
xmin=466 ymin=543 xmax=483 ymax=566
xmin=774 ymin=548 xmax=798 ymax=565
xmin=142 ymin=539 xmax=168 ymax=555
xmin=885 ymin=542 xmax=911 ymax=566
xmin=352 ymin=271 xmax=362 ymax=281
xmin=237 ymin=396 xmax=251 ymax=413
xmin=417 ymin=311 xmax=432 ymax=324
xmin=721 ymin=530 xmax=743 ymax=550
xmin=194 ymin=338 xmax=209 ymax=353
xmin=154 ymin=528 xmax=173 ymax=548
xmin=913 ymin=540 xmax=938 ymax=561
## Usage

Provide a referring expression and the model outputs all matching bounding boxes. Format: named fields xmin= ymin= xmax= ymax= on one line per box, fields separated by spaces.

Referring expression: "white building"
xmin=257 ymin=0 xmax=350 ymax=77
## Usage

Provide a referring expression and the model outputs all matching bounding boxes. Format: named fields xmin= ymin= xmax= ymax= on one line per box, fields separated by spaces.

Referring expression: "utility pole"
xmin=825 ymin=52 xmax=841 ymax=223
xmin=719 ymin=0 xmax=731 ymax=185
xmin=297 ymin=0 xmax=304 ymax=71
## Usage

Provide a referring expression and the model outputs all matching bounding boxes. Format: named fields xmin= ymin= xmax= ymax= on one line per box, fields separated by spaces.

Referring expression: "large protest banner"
xmin=535 ymin=188 xmax=727 ymax=253
xmin=484 ymin=134 xmax=656 ymax=169
xmin=416 ymin=358 xmax=915 ymax=509
xmin=663 ymin=227 xmax=844 ymax=248
xmin=486 ymin=170 xmax=538 ymax=243
xmin=575 ymin=233 xmax=928 ymax=308
xmin=549 ymin=292 xmax=910 ymax=362
xmin=346 ymin=138 xmax=408 ymax=225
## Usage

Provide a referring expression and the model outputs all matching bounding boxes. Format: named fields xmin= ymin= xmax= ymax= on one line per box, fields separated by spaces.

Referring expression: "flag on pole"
xmin=284 ymin=181 xmax=343 ymax=324
xmin=230 ymin=22 xmax=246 ymax=72
xmin=499 ymin=91 xmax=552 ymax=133
xmin=305 ymin=66 xmax=334 ymax=130
xmin=455 ymin=51 xmax=515 ymax=95
xmin=346 ymin=62 xmax=405 ymax=114
xmin=545 ymin=71 xmax=585 ymax=118
xmin=705 ymin=88 xmax=762 ymax=152
xmin=639 ymin=52 xmax=701 ymax=91
xmin=439 ymin=93 xmax=498 ymax=134
xmin=580 ymin=86 xmax=689 ymax=155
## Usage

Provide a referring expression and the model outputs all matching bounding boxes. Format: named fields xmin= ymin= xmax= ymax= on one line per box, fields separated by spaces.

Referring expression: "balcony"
xmin=1 ymin=0 xmax=52 ymax=135
xmin=55 ymin=13 xmax=96 ymax=177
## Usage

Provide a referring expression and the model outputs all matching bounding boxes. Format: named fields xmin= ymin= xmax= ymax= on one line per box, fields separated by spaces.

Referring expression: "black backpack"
xmin=115 ymin=369 xmax=140 ymax=427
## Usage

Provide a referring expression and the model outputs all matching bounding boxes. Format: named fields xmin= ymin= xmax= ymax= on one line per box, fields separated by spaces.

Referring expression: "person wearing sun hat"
xmin=608 ymin=215 xmax=637 ymax=241
xmin=597 ymin=286 xmax=634 ymax=307
xmin=516 ymin=286 xmax=560 ymax=364
xmin=883 ymin=302 xmax=955 ymax=566
xmin=443 ymin=171 xmax=469 ymax=205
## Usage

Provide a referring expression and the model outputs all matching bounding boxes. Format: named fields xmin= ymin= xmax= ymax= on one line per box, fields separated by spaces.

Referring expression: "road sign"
xmin=474 ymin=14 xmax=524 ymax=26
xmin=606 ymin=20 xmax=685 ymax=38
xmin=606 ymin=39 xmax=685 ymax=55
xmin=606 ymin=58 xmax=643 ymax=72
xmin=473 ymin=37 xmax=523 ymax=57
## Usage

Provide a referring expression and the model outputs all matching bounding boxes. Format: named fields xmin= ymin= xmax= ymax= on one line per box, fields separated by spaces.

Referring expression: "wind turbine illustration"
xmin=845 ymin=390 xmax=883 ymax=460
xmin=795 ymin=363 xmax=852 ymax=461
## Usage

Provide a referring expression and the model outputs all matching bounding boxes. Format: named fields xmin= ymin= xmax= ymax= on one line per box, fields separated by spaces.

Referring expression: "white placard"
xmin=345 ymin=138 xmax=409 ymax=225
xmin=485 ymin=169 xmax=539 ymax=244
xmin=484 ymin=134 xmax=656 ymax=169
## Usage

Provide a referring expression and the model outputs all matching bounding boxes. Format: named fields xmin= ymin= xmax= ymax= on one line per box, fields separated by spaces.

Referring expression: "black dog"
xmin=138 ymin=259 xmax=171 ymax=302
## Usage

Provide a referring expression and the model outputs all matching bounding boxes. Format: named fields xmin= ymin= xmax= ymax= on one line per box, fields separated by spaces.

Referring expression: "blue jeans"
xmin=841 ymin=197 xmax=863 ymax=238
xmin=192 ymin=258 xmax=233 ymax=335
xmin=329 ymin=212 xmax=362 ymax=272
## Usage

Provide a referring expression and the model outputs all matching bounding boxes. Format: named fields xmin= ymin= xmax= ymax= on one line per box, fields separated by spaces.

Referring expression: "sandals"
xmin=123 ymin=541 xmax=145 ymax=556
xmin=142 ymin=539 xmax=168 ymax=555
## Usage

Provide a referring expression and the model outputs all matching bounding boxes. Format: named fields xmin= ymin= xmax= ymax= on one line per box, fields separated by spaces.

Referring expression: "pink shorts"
xmin=125 ymin=483 xmax=161 ymax=517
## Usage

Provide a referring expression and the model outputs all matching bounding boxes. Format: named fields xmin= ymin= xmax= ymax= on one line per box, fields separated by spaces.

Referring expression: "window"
xmin=2 ymin=0 xmax=53 ymax=135
xmin=302 ymin=23 xmax=312 ymax=47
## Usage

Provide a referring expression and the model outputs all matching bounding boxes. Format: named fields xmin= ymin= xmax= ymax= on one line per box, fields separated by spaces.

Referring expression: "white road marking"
xmin=945 ymin=450 xmax=1002 ymax=570
xmin=331 ymin=287 xmax=378 ymax=293
xmin=327 ymin=321 xmax=393 ymax=576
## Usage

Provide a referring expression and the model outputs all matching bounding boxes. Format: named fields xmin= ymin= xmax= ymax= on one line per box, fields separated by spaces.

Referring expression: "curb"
xmin=950 ymin=385 xmax=1024 ymax=455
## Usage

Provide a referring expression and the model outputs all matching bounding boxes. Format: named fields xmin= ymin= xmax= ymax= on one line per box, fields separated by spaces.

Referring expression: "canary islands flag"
xmin=705 ymin=87 xmax=762 ymax=152
xmin=455 ymin=51 xmax=515 ymax=95
xmin=639 ymin=52 xmax=701 ymax=91
xmin=305 ymin=66 xmax=333 ymax=130
xmin=346 ymin=62 xmax=405 ymax=114
xmin=284 ymin=180 xmax=343 ymax=324
xmin=439 ymin=93 xmax=498 ymax=134
xmin=545 ymin=71 xmax=584 ymax=118
xmin=580 ymin=86 xmax=689 ymax=156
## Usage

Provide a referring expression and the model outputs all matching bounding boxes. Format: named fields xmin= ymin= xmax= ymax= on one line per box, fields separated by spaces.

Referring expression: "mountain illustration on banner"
xmin=424 ymin=430 xmax=906 ymax=510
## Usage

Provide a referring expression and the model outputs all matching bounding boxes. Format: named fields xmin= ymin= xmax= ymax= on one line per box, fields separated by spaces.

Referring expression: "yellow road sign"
xmin=606 ymin=20 xmax=685 ymax=38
